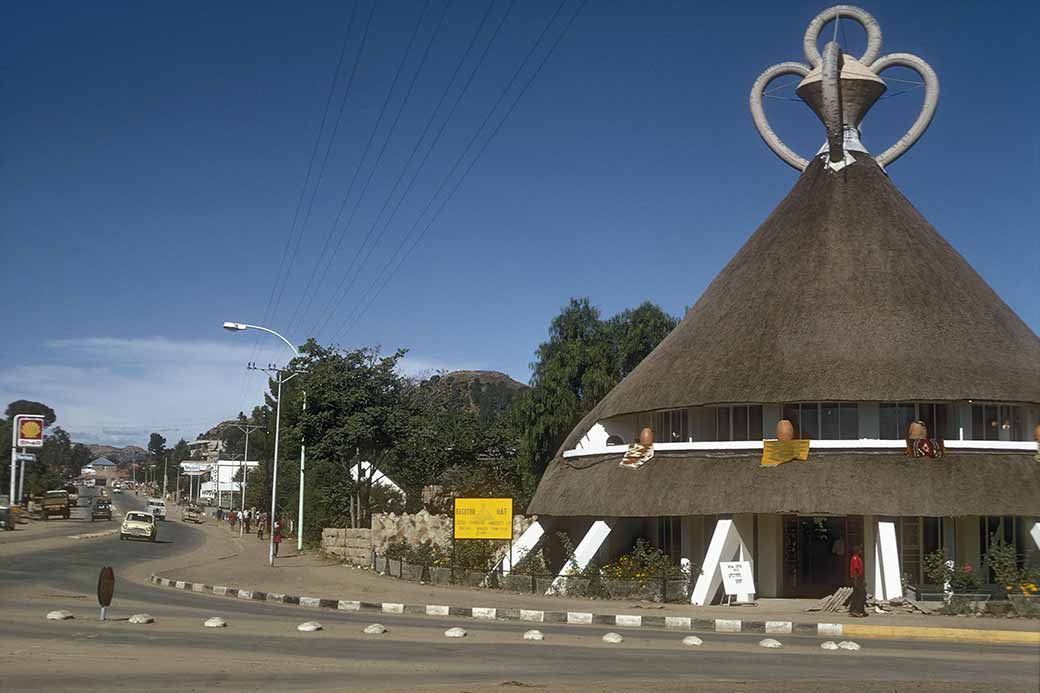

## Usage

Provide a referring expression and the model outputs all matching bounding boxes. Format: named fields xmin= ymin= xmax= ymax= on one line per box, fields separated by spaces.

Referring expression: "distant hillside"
xmin=196 ymin=420 xmax=238 ymax=441
xmin=427 ymin=370 xmax=528 ymax=423
xmin=85 ymin=444 xmax=149 ymax=465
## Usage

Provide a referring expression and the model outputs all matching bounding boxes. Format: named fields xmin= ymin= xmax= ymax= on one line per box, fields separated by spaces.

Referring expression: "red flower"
xmin=962 ymin=564 xmax=973 ymax=573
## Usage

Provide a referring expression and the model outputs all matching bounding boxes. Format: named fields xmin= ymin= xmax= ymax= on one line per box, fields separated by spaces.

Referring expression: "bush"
xmin=984 ymin=536 xmax=1040 ymax=597
xmin=924 ymin=549 xmax=980 ymax=592
xmin=601 ymin=539 xmax=687 ymax=580
xmin=383 ymin=539 xmax=448 ymax=565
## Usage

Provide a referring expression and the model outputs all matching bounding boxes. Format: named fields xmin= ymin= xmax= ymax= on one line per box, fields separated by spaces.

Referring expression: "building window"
xmin=636 ymin=409 xmax=689 ymax=443
xmin=879 ymin=402 xmax=950 ymax=439
xmin=781 ymin=403 xmax=859 ymax=440
xmin=970 ymin=404 xmax=1023 ymax=441
xmin=714 ymin=405 xmax=763 ymax=441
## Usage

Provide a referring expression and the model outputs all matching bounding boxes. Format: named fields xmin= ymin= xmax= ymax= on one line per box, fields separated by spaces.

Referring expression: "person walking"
xmin=272 ymin=519 xmax=282 ymax=557
xmin=256 ymin=512 xmax=265 ymax=541
xmin=849 ymin=545 xmax=867 ymax=617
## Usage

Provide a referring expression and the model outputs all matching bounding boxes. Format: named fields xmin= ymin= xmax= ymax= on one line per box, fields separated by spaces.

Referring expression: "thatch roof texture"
xmin=589 ymin=157 xmax=1040 ymax=422
xmin=528 ymin=451 xmax=1040 ymax=518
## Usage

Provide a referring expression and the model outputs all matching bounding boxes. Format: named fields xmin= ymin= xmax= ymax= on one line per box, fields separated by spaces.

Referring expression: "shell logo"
xmin=15 ymin=415 xmax=46 ymax=446
xmin=19 ymin=420 xmax=42 ymax=440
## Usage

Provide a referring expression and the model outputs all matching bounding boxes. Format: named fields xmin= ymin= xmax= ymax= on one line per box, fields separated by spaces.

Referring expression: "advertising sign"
xmin=719 ymin=561 xmax=756 ymax=596
xmin=15 ymin=415 xmax=46 ymax=447
xmin=453 ymin=498 xmax=513 ymax=540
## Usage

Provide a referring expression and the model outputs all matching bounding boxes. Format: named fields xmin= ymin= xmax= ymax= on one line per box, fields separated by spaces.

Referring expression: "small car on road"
xmin=120 ymin=511 xmax=157 ymax=542
xmin=91 ymin=498 xmax=113 ymax=522
xmin=146 ymin=498 xmax=166 ymax=521
xmin=181 ymin=505 xmax=204 ymax=524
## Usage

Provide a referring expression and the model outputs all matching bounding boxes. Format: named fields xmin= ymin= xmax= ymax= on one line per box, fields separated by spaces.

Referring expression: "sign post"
xmin=453 ymin=498 xmax=513 ymax=540
xmin=10 ymin=415 xmax=45 ymax=503
xmin=15 ymin=453 xmax=35 ymax=503
xmin=97 ymin=566 xmax=115 ymax=621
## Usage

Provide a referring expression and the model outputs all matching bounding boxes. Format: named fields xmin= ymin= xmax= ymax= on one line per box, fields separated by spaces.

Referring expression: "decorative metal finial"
xmin=750 ymin=5 xmax=939 ymax=171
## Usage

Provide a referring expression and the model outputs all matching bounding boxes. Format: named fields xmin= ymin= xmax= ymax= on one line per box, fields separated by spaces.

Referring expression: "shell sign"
xmin=16 ymin=415 xmax=46 ymax=447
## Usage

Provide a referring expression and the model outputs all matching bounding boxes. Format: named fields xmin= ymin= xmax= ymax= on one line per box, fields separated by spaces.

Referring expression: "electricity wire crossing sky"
xmin=1 ymin=0 xmax=1036 ymax=446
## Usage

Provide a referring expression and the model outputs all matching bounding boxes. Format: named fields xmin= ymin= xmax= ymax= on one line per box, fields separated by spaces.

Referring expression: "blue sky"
xmin=1 ymin=1 xmax=1037 ymax=446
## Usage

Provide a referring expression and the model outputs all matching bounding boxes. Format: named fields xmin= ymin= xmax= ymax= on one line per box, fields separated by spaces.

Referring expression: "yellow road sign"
xmin=453 ymin=498 xmax=513 ymax=540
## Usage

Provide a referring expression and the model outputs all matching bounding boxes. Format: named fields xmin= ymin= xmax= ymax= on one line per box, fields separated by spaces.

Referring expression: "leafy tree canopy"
xmin=5 ymin=400 xmax=57 ymax=428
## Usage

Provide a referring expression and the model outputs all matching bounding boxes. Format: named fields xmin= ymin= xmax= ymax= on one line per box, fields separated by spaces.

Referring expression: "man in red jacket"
xmin=849 ymin=545 xmax=867 ymax=617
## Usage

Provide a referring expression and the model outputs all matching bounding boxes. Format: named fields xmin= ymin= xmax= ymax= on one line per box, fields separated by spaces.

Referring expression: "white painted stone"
xmin=46 ymin=610 xmax=74 ymax=621
xmin=338 ymin=600 xmax=360 ymax=611
xmin=472 ymin=607 xmax=496 ymax=620
xmin=838 ymin=640 xmax=861 ymax=651
xmin=299 ymin=597 xmax=321 ymax=608
xmin=129 ymin=614 xmax=154 ymax=624
xmin=665 ymin=616 xmax=692 ymax=629
xmin=615 ymin=614 xmax=642 ymax=627
xmin=765 ymin=621 xmax=792 ymax=634
xmin=363 ymin=623 xmax=387 ymax=634
xmin=175 ymin=581 xmax=186 ymax=589
xmin=523 ymin=629 xmax=544 ymax=641
xmin=566 ymin=612 xmax=593 ymax=625
xmin=381 ymin=602 xmax=404 ymax=614
xmin=681 ymin=635 xmax=703 ymax=646
xmin=759 ymin=638 xmax=783 ymax=649
xmin=714 ymin=618 xmax=741 ymax=633
xmin=238 ymin=590 xmax=253 ymax=599
xmin=444 ymin=627 xmax=468 ymax=638
xmin=426 ymin=605 xmax=449 ymax=616
xmin=520 ymin=609 xmax=544 ymax=622
xmin=192 ymin=584 xmax=205 ymax=593
xmin=817 ymin=623 xmax=843 ymax=637
xmin=602 ymin=632 xmax=624 ymax=644
xmin=820 ymin=640 xmax=839 ymax=650
xmin=297 ymin=621 xmax=323 ymax=632
xmin=204 ymin=617 xmax=227 ymax=628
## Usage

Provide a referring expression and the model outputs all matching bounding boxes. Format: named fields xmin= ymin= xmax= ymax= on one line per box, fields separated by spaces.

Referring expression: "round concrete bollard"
xmin=758 ymin=638 xmax=783 ymax=649
xmin=46 ymin=610 xmax=74 ymax=621
xmin=838 ymin=640 xmax=861 ymax=651
xmin=363 ymin=623 xmax=387 ymax=635
xmin=523 ymin=629 xmax=544 ymax=641
xmin=681 ymin=635 xmax=703 ymax=647
xmin=820 ymin=640 xmax=839 ymax=650
xmin=204 ymin=617 xmax=227 ymax=628
xmin=297 ymin=621 xmax=323 ymax=632
xmin=444 ymin=627 xmax=468 ymax=638
xmin=129 ymin=614 xmax=154 ymax=624
xmin=602 ymin=632 xmax=624 ymax=644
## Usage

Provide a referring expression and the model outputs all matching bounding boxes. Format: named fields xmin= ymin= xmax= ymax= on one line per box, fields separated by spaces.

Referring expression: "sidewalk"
xmin=146 ymin=518 xmax=1040 ymax=644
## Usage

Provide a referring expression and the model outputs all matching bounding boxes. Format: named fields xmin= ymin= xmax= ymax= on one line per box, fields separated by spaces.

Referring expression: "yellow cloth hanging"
xmin=761 ymin=439 xmax=811 ymax=467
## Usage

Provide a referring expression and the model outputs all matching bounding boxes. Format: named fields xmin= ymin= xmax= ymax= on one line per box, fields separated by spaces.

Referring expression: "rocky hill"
xmin=426 ymin=370 xmax=528 ymax=423
xmin=85 ymin=444 xmax=149 ymax=465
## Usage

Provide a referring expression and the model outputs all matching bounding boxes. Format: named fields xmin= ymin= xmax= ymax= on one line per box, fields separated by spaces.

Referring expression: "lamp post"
xmin=223 ymin=321 xmax=305 ymax=565
xmin=230 ymin=423 xmax=261 ymax=538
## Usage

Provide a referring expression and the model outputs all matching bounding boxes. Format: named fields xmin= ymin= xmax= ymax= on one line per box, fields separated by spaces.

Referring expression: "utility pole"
xmin=249 ymin=362 xmax=302 ymax=566
xmin=297 ymin=391 xmax=306 ymax=553
xmin=162 ymin=453 xmax=168 ymax=499
xmin=230 ymin=422 xmax=261 ymax=538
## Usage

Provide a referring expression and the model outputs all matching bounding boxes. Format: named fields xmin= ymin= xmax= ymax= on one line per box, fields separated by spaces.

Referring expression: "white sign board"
xmin=719 ymin=561 xmax=756 ymax=596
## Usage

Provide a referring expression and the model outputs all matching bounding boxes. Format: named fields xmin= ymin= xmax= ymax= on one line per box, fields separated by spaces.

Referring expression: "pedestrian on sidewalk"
xmin=230 ymin=510 xmax=237 ymax=530
xmin=272 ymin=520 xmax=282 ymax=557
xmin=849 ymin=544 xmax=867 ymax=617
xmin=244 ymin=509 xmax=251 ymax=534
xmin=257 ymin=512 xmax=265 ymax=541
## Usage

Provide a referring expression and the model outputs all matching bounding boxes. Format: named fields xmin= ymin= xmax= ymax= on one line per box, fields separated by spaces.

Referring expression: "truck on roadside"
xmin=41 ymin=490 xmax=71 ymax=520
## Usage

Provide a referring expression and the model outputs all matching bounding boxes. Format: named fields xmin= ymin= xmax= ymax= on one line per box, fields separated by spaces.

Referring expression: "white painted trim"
xmin=1030 ymin=522 xmax=1040 ymax=551
xmin=691 ymin=519 xmax=750 ymax=606
xmin=547 ymin=521 xmax=611 ymax=596
xmin=426 ymin=605 xmax=449 ymax=616
xmin=875 ymin=521 xmax=903 ymax=601
xmin=562 ymin=439 xmax=1037 ymax=457
xmin=498 ymin=521 xmax=545 ymax=575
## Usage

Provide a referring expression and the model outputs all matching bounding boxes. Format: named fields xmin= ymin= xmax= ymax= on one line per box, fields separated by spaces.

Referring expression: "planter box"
xmin=502 ymin=573 xmax=536 ymax=593
xmin=455 ymin=570 xmax=488 ymax=588
xmin=604 ymin=578 xmax=689 ymax=603
xmin=387 ymin=558 xmax=402 ymax=578
xmin=943 ymin=593 xmax=991 ymax=615
xmin=535 ymin=577 xmax=557 ymax=595
xmin=401 ymin=562 xmax=426 ymax=583
xmin=429 ymin=566 xmax=452 ymax=585
xmin=1009 ymin=594 xmax=1040 ymax=618
xmin=374 ymin=556 xmax=387 ymax=574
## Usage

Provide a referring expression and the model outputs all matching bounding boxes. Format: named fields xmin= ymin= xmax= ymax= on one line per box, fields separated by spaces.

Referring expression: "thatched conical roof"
xmin=590 ymin=156 xmax=1040 ymax=422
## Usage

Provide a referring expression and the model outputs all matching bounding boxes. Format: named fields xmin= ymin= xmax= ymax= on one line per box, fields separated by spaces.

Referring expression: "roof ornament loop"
xmin=750 ymin=5 xmax=939 ymax=171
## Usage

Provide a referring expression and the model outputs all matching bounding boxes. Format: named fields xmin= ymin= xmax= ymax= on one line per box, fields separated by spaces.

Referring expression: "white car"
xmin=146 ymin=498 xmax=166 ymax=520
xmin=120 ymin=511 xmax=157 ymax=542
xmin=112 ymin=487 xmax=122 ymax=494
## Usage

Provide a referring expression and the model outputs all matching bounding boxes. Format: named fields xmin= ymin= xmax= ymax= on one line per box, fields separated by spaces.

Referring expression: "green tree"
xmin=147 ymin=432 xmax=167 ymax=460
xmin=5 ymin=400 xmax=57 ymax=428
xmin=512 ymin=298 xmax=677 ymax=491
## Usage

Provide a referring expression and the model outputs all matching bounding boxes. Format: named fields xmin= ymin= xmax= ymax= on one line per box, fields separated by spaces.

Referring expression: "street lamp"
xmin=223 ymin=321 xmax=307 ymax=564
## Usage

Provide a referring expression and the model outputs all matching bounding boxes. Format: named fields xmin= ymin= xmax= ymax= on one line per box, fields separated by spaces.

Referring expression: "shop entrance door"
xmin=782 ymin=515 xmax=862 ymax=598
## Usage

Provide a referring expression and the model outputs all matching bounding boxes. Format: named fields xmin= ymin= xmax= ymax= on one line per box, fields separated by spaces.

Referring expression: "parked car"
xmin=0 ymin=495 xmax=13 ymax=531
xmin=120 ymin=511 xmax=157 ymax=542
xmin=112 ymin=486 xmax=123 ymax=494
xmin=146 ymin=498 xmax=166 ymax=521
xmin=41 ymin=490 xmax=71 ymax=520
xmin=91 ymin=498 xmax=113 ymax=522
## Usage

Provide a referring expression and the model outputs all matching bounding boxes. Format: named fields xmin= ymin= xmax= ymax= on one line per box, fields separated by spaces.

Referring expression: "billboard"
xmin=453 ymin=498 xmax=513 ymax=540
xmin=15 ymin=415 xmax=46 ymax=447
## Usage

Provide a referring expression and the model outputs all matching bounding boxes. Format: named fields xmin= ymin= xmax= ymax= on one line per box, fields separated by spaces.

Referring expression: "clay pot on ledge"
xmin=776 ymin=419 xmax=795 ymax=441
xmin=639 ymin=427 xmax=654 ymax=446
xmin=907 ymin=421 xmax=928 ymax=440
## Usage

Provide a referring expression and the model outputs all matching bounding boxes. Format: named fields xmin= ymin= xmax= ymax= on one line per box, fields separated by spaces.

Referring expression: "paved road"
xmin=1 ymin=513 xmax=1037 ymax=692
xmin=0 ymin=487 xmax=137 ymax=546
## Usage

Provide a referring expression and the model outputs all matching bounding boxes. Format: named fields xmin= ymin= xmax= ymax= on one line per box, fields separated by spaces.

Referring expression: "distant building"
xmin=82 ymin=457 xmax=119 ymax=482
xmin=188 ymin=439 xmax=224 ymax=462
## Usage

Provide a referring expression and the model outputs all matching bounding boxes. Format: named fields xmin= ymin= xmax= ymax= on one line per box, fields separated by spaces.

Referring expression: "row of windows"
xmin=626 ymin=403 xmax=1030 ymax=443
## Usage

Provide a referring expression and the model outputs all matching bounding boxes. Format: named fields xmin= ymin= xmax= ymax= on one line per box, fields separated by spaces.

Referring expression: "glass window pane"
xmin=821 ymin=403 xmax=839 ymax=440
xmin=919 ymin=404 xmax=935 ymax=436
xmin=984 ymin=405 xmax=999 ymax=441
xmin=971 ymin=405 xmax=983 ymax=441
xmin=716 ymin=407 xmax=730 ymax=441
xmin=880 ymin=403 xmax=897 ymax=439
xmin=923 ymin=517 xmax=941 ymax=556
xmin=800 ymin=403 xmax=819 ymax=440
xmin=782 ymin=404 xmax=799 ymax=438
xmin=733 ymin=405 xmax=748 ymax=441
xmin=748 ymin=405 xmax=763 ymax=440
xmin=897 ymin=403 xmax=916 ymax=439
xmin=934 ymin=404 xmax=949 ymax=439
xmin=839 ymin=403 xmax=859 ymax=440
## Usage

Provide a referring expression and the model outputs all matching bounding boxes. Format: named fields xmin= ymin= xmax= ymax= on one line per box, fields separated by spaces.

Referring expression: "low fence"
xmin=371 ymin=553 xmax=692 ymax=603
xmin=320 ymin=528 xmax=372 ymax=566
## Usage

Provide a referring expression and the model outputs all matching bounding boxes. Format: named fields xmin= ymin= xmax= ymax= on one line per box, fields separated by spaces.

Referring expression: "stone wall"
xmin=370 ymin=510 xmax=535 ymax=554
xmin=320 ymin=528 xmax=372 ymax=566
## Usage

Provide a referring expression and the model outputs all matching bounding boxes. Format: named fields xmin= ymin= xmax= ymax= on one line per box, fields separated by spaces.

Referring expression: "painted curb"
xmin=146 ymin=575 xmax=1040 ymax=645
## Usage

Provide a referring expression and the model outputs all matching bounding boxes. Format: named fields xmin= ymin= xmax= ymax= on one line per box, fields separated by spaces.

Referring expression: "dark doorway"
xmin=796 ymin=517 xmax=847 ymax=597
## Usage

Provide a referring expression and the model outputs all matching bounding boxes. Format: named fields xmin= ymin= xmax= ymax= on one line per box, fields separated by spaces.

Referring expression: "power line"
xmin=334 ymin=0 xmax=587 ymax=342
xmin=283 ymin=0 xmax=435 ymax=338
xmin=305 ymin=0 xmax=513 ymax=339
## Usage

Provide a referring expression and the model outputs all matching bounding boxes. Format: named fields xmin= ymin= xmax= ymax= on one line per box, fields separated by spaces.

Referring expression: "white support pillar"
xmin=874 ymin=520 xmax=903 ymax=601
xmin=1030 ymin=521 xmax=1040 ymax=551
xmin=691 ymin=519 xmax=750 ymax=606
xmin=546 ymin=520 xmax=611 ymax=596
xmin=498 ymin=521 xmax=545 ymax=575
